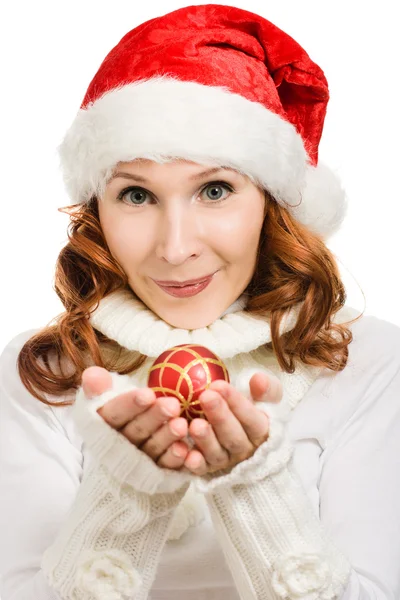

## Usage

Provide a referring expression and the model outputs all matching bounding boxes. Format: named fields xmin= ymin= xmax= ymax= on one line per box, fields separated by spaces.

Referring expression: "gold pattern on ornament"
xmin=148 ymin=345 xmax=228 ymax=419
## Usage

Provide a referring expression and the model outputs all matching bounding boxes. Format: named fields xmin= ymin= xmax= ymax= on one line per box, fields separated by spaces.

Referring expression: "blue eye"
xmin=116 ymin=181 xmax=234 ymax=207
xmin=117 ymin=187 xmax=150 ymax=206
xmin=201 ymin=182 xmax=233 ymax=203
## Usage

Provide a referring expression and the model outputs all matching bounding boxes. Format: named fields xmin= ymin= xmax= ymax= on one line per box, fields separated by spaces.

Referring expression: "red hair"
xmin=17 ymin=193 xmax=361 ymax=407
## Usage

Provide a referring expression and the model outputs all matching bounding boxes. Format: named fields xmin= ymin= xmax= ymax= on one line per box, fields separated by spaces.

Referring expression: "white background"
xmin=0 ymin=0 xmax=399 ymax=355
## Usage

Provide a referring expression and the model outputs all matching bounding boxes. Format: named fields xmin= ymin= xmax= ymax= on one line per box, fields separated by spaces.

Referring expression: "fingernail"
xmin=161 ymin=406 xmax=175 ymax=417
xmin=202 ymin=398 xmax=218 ymax=410
xmin=190 ymin=456 xmax=202 ymax=469
xmin=170 ymin=423 xmax=182 ymax=436
xmin=194 ymin=424 xmax=209 ymax=437
xmin=210 ymin=380 xmax=227 ymax=394
xmin=136 ymin=393 xmax=152 ymax=406
xmin=172 ymin=446 xmax=182 ymax=458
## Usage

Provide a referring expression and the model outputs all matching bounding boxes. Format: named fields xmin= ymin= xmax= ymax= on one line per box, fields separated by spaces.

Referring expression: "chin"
xmin=131 ymin=276 xmax=237 ymax=329
xmin=130 ymin=277 xmax=227 ymax=328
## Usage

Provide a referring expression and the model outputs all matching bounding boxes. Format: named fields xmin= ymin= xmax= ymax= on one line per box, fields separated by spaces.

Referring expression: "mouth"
xmin=152 ymin=271 xmax=217 ymax=298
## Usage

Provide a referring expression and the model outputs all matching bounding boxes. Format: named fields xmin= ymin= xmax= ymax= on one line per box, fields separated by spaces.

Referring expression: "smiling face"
xmin=97 ymin=159 xmax=266 ymax=329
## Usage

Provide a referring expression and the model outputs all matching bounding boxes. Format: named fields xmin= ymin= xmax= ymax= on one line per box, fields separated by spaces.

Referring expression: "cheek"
xmin=99 ymin=209 xmax=149 ymax=264
xmin=207 ymin=205 xmax=263 ymax=260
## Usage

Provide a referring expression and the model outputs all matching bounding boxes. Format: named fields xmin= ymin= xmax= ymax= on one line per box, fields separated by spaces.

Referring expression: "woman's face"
xmin=98 ymin=159 xmax=266 ymax=329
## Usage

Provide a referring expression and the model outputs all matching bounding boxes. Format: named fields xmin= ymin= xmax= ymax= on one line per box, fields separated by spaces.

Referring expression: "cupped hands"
xmin=81 ymin=367 xmax=283 ymax=477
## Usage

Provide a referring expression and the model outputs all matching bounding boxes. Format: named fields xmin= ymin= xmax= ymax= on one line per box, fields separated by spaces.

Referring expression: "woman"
xmin=1 ymin=4 xmax=400 ymax=600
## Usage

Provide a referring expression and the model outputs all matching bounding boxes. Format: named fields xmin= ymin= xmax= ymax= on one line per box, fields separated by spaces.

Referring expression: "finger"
xmin=209 ymin=380 xmax=270 ymax=447
xmin=157 ymin=440 xmax=190 ymax=469
xmin=97 ymin=387 xmax=156 ymax=429
xmin=199 ymin=390 xmax=253 ymax=458
xmin=82 ymin=366 xmax=113 ymax=398
xmin=189 ymin=418 xmax=229 ymax=468
xmin=183 ymin=448 xmax=208 ymax=476
xmin=120 ymin=396 xmax=181 ymax=446
xmin=140 ymin=417 xmax=188 ymax=461
xmin=249 ymin=372 xmax=283 ymax=403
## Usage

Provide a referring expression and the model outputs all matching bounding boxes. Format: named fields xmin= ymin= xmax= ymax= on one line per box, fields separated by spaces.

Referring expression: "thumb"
xmin=81 ymin=366 xmax=113 ymax=399
xmin=250 ymin=372 xmax=283 ymax=404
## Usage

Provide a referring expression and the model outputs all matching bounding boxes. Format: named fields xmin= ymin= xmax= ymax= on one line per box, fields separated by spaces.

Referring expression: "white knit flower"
xmin=272 ymin=551 xmax=334 ymax=600
xmin=76 ymin=548 xmax=142 ymax=599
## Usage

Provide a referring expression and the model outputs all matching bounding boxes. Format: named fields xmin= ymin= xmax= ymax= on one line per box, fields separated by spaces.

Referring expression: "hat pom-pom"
xmin=291 ymin=162 xmax=348 ymax=239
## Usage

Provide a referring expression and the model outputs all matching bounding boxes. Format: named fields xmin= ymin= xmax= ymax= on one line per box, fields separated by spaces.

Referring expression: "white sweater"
xmin=1 ymin=289 xmax=400 ymax=599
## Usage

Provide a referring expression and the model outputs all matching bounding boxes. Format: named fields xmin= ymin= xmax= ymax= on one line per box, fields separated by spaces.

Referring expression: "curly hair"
xmin=16 ymin=192 xmax=361 ymax=407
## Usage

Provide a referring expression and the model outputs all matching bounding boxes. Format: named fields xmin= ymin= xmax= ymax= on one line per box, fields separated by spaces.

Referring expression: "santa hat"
xmin=59 ymin=4 xmax=347 ymax=239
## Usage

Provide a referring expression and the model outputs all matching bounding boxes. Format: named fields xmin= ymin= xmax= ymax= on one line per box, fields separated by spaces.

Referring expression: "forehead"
xmin=111 ymin=158 xmax=250 ymax=182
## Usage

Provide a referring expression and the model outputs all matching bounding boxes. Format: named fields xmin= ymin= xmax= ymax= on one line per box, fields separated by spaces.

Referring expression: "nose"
xmin=155 ymin=201 xmax=202 ymax=265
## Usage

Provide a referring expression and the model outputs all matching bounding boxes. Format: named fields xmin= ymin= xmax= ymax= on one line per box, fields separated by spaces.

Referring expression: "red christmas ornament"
xmin=147 ymin=344 xmax=230 ymax=422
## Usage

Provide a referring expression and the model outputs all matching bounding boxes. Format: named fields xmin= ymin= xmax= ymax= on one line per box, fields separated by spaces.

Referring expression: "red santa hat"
xmin=59 ymin=4 xmax=347 ymax=239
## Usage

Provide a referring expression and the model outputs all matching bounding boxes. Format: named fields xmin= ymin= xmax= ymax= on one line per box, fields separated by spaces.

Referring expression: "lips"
xmin=153 ymin=272 xmax=217 ymax=298
xmin=153 ymin=272 xmax=217 ymax=287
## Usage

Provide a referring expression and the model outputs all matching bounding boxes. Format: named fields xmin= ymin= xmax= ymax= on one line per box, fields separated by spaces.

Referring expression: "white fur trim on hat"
xmin=59 ymin=76 xmax=346 ymax=239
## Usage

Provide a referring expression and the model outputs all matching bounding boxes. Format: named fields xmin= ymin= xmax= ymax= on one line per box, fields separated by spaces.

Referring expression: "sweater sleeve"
xmin=192 ymin=358 xmax=400 ymax=600
xmin=0 ymin=331 xmax=193 ymax=600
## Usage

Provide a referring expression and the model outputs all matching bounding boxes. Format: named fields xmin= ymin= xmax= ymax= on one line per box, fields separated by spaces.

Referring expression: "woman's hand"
xmin=81 ymin=367 xmax=283 ymax=477
xmin=81 ymin=366 xmax=191 ymax=470
xmin=182 ymin=373 xmax=283 ymax=476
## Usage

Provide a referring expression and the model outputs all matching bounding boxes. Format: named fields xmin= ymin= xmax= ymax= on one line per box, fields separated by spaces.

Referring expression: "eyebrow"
xmin=109 ymin=166 xmax=239 ymax=183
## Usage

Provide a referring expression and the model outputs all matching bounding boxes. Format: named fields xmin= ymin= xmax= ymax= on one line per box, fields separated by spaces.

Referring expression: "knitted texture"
xmin=191 ymin=400 xmax=352 ymax=599
xmin=41 ymin=459 xmax=190 ymax=600
xmin=166 ymin=482 xmax=209 ymax=541
xmin=40 ymin=290 xmax=357 ymax=599
xmin=72 ymin=371 xmax=193 ymax=495
xmin=88 ymin=287 xmax=357 ymax=363
xmin=88 ymin=287 xmax=303 ymax=359
xmin=205 ymin=459 xmax=352 ymax=600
